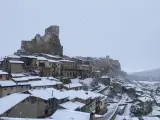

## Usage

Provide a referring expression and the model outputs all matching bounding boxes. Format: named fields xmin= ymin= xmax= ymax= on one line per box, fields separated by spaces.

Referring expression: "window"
xmin=0 ymin=75 xmax=2 ymax=79
xmin=45 ymin=110 xmax=48 ymax=115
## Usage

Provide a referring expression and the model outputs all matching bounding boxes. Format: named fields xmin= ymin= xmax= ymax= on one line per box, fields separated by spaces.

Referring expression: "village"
xmin=0 ymin=26 xmax=160 ymax=120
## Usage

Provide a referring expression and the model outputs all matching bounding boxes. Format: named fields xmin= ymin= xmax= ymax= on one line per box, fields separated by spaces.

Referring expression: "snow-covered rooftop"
xmin=50 ymin=109 xmax=103 ymax=120
xmin=100 ymin=75 xmax=109 ymax=78
xmin=64 ymin=83 xmax=83 ymax=89
xmin=11 ymin=73 xmax=26 ymax=78
xmin=59 ymin=101 xmax=85 ymax=110
xmin=7 ymin=55 xmax=20 ymax=59
xmin=0 ymin=70 xmax=8 ymax=75
xmin=29 ymin=88 xmax=68 ymax=100
xmin=48 ymin=59 xmax=60 ymax=63
xmin=12 ymin=76 xmax=41 ymax=82
xmin=81 ymin=78 xmax=94 ymax=87
xmin=59 ymin=59 xmax=75 ymax=62
xmin=20 ymin=55 xmax=37 ymax=59
xmin=43 ymin=54 xmax=62 ymax=59
xmin=36 ymin=57 xmax=48 ymax=61
xmin=0 ymin=93 xmax=30 ymax=115
xmin=137 ymin=96 xmax=152 ymax=102
xmin=12 ymin=77 xmax=29 ymax=82
xmin=18 ymin=78 xmax=62 ymax=87
xmin=0 ymin=80 xmax=17 ymax=87
xmin=71 ymin=78 xmax=80 ymax=83
xmin=9 ymin=60 xmax=24 ymax=64
xmin=29 ymin=88 xmax=104 ymax=101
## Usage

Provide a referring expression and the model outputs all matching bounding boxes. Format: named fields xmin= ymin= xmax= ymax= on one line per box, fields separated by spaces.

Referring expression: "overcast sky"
xmin=0 ymin=0 xmax=160 ymax=72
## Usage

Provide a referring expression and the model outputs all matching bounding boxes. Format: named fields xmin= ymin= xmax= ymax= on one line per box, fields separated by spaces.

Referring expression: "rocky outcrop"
xmin=21 ymin=25 xmax=63 ymax=56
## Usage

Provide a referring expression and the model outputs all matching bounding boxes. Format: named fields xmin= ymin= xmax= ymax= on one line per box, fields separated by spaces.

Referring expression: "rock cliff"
xmin=21 ymin=25 xmax=63 ymax=56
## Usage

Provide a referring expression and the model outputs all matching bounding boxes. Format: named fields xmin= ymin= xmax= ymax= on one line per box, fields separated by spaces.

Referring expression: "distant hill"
xmin=128 ymin=68 xmax=160 ymax=81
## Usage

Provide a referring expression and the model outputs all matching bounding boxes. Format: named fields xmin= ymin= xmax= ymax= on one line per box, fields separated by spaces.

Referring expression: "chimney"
xmin=90 ymin=112 xmax=95 ymax=120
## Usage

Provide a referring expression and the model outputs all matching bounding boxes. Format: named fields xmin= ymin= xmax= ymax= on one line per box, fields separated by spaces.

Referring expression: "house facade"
xmin=0 ymin=94 xmax=56 ymax=118
xmin=60 ymin=60 xmax=77 ymax=78
xmin=0 ymin=70 xmax=8 ymax=80
xmin=0 ymin=81 xmax=30 ymax=97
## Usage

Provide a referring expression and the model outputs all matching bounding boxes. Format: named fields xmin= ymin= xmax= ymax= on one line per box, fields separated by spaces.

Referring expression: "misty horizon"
xmin=1 ymin=0 xmax=160 ymax=73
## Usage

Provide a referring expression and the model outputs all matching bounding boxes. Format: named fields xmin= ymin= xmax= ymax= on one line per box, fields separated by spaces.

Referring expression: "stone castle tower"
xmin=21 ymin=25 xmax=63 ymax=56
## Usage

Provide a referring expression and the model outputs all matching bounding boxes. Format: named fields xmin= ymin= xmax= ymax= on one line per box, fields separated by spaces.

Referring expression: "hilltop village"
xmin=0 ymin=26 xmax=160 ymax=120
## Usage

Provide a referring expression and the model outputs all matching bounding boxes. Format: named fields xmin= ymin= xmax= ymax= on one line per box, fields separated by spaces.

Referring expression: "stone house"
xmin=93 ymin=71 xmax=101 ymax=78
xmin=124 ymin=86 xmax=136 ymax=98
xmin=2 ymin=55 xmax=21 ymax=72
xmin=7 ymin=60 xmax=24 ymax=73
xmin=78 ymin=65 xmax=92 ymax=79
xmin=99 ymin=76 xmax=111 ymax=86
xmin=20 ymin=55 xmax=37 ymax=70
xmin=110 ymin=81 xmax=122 ymax=93
xmin=45 ymin=59 xmax=61 ymax=77
xmin=59 ymin=60 xmax=77 ymax=78
xmin=0 ymin=70 xmax=8 ymax=80
xmin=0 ymin=80 xmax=30 ymax=97
xmin=63 ymin=83 xmax=84 ymax=90
xmin=0 ymin=93 xmax=56 ymax=118
xmin=134 ymin=96 xmax=153 ymax=115
xmin=57 ymin=77 xmax=71 ymax=84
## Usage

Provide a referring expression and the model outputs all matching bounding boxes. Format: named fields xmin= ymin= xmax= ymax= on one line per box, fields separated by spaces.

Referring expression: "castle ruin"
xmin=21 ymin=25 xmax=63 ymax=56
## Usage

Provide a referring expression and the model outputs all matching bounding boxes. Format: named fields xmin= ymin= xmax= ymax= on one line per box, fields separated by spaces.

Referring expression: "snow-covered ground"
xmin=103 ymin=103 xmax=118 ymax=120
xmin=123 ymin=103 xmax=132 ymax=116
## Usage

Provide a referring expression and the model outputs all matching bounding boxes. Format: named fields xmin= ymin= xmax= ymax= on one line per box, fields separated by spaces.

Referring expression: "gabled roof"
xmin=0 ymin=93 xmax=30 ymax=115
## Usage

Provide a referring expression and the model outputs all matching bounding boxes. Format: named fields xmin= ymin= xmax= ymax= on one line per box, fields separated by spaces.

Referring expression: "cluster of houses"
xmin=0 ymin=56 xmax=108 ymax=120
xmin=0 ymin=54 xmax=93 ymax=80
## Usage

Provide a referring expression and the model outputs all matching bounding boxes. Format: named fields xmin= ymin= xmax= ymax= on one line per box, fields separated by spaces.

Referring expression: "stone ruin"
xmin=21 ymin=25 xmax=63 ymax=56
